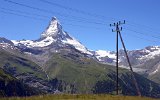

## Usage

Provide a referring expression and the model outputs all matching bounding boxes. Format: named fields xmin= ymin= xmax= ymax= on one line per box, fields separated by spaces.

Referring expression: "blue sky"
xmin=0 ymin=0 xmax=160 ymax=51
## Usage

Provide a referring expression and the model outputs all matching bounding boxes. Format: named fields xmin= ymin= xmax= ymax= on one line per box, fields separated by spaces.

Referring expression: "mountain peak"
xmin=11 ymin=17 xmax=92 ymax=55
xmin=41 ymin=17 xmax=62 ymax=38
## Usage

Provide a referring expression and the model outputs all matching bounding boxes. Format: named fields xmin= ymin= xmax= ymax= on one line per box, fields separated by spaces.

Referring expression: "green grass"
xmin=44 ymin=53 xmax=136 ymax=94
xmin=0 ymin=68 xmax=15 ymax=81
xmin=0 ymin=94 xmax=159 ymax=100
xmin=0 ymin=50 xmax=47 ymax=80
xmin=44 ymin=53 xmax=118 ymax=93
xmin=43 ymin=53 xmax=160 ymax=97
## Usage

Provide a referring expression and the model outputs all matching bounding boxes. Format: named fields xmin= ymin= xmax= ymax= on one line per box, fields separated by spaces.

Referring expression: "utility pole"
xmin=110 ymin=21 xmax=124 ymax=95
xmin=110 ymin=20 xmax=141 ymax=96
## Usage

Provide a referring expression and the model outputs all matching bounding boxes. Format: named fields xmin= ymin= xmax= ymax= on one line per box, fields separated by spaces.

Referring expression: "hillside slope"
xmin=0 ymin=49 xmax=49 ymax=92
xmin=0 ymin=68 xmax=43 ymax=97
xmin=44 ymin=50 xmax=160 ymax=98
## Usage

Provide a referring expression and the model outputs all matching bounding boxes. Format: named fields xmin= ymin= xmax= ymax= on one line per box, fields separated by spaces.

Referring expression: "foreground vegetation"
xmin=0 ymin=94 xmax=159 ymax=100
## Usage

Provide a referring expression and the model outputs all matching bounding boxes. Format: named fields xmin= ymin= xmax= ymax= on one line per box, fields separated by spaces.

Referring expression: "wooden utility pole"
xmin=118 ymin=29 xmax=141 ymax=96
xmin=110 ymin=20 xmax=141 ymax=96
xmin=110 ymin=22 xmax=123 ymax=95
xmin=116 ymin=23 xmax=119 ymax=95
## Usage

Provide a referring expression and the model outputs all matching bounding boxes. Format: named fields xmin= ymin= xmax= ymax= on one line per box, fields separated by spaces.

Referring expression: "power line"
xmin=38 ymin=0 xmax=116 ymax=21
xmin=0 ymin=10 xmax=47 ymax=21
xmin=128 ymin=21 xmax=160 ymax=31
xmin=124 ymin=27 xmax=160 ymax=40
xmin=2 ymin=0 xmax=159 ymax=44
xmin=0 ymin=7 xmax=49 ymax=19
xmin=3 ymin=0 xmax=62 ymax=16
xmin=3 ymin=0 xmax=108 ymax=26
xmin=0 ymin=6 xmax=105 ymax=26
xmin=4 ymin=0 xmax=160 ymax=37
xmin=0 ymin=7 xmax=49 ymax=18
xmin=40 ymin=0 xmax=160 ymax=36
xmin=0 ymin=8 xmax=108 ymax=28
xmin=0 ymin=9 xmax=106 ymax=31
xmin=127 ymin=21 xmax=160 ymax=36
xmin=40 ymin=0 xmax=160 ymax=39
xmin=62 ymin=22 xmax=104 ymax=30
xmin=124 ymin=29 xmax=160 ymax=43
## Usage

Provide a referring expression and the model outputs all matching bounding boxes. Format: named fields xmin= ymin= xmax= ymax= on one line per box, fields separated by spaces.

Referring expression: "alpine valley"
xmin=0 ymin=17 xmax=160 ymax=98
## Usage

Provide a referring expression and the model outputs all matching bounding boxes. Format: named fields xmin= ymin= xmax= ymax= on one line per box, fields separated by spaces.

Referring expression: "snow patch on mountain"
xmin=95 ymin=50 xmax=116 ymax=60
xmin=12 ymin=36 xmax=55 ymax=48
xmin=137 ymin=46 xmax=160 ymax=60
xmin=0 ymin=43 xmax=14 ymax=49
xmin=62 ymin=38 xmax=92 ymax=55
xmin=41 ymin=17 xmax=64 ymax=38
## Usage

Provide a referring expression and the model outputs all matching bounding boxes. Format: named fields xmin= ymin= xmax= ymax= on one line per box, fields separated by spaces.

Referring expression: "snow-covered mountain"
xmin=95 ymin=46 xmax=160 ymax=64
xmin=11 ymin=17 xmax=92 ymax=55
xmin=0 ymin=17 xmax=96 ymax=92
xmin=1 ymin=17 xmax=160 ymax=83
xmin=95 ymin=46 xmax=160 ymax=78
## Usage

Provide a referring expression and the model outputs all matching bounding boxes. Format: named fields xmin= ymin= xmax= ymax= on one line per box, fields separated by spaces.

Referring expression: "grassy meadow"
xmin=0 ymin=94 xmax=159 ymax=100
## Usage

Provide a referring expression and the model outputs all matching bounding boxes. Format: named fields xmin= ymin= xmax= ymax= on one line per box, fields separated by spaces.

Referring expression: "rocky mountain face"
xmin=0 ymin=17 xmax=160 ymax=98
xmin=0 ymin=67 xmax=44 ymax=97
xmin=94 ymin=46 xmax=160 ymax=84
